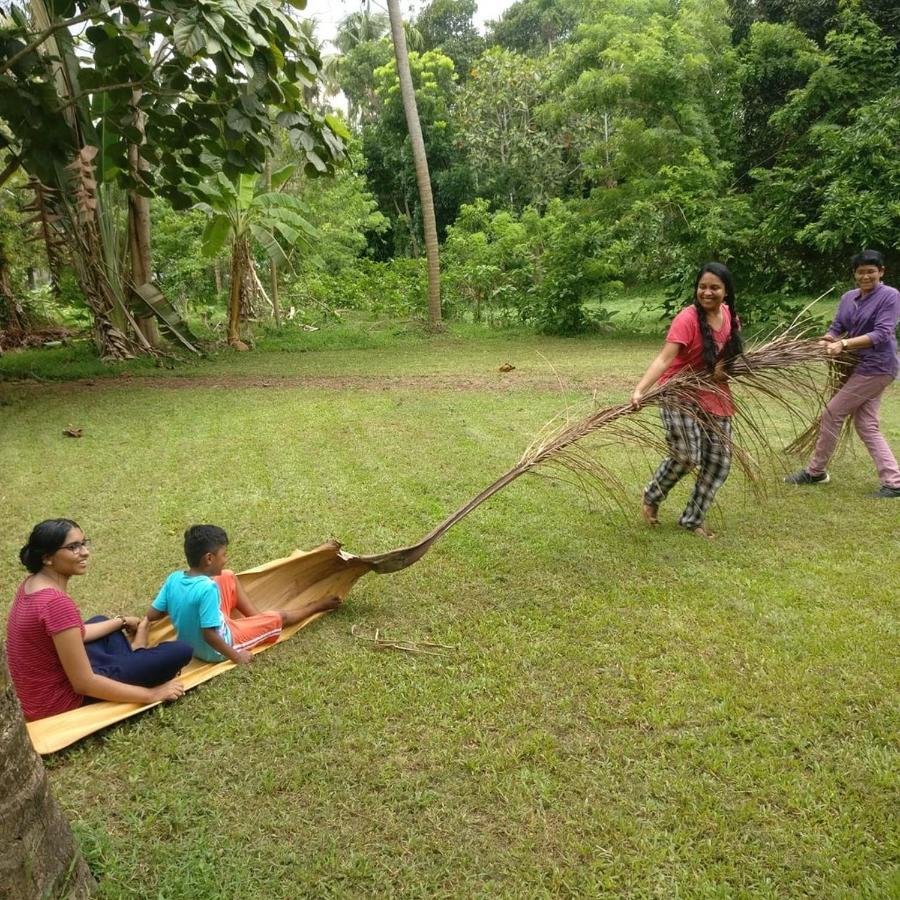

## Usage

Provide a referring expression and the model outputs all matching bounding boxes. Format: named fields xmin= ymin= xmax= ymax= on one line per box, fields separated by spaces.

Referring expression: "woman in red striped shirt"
xmin=6 ymin=519 xmax=192 ymax=721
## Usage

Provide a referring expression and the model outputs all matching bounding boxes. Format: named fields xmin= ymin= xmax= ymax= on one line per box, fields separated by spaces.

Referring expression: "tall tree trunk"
xmin=127 ymin=187 xmax=160 ymax=346
xmin=227 ymin=238 xmax=249 ymax=350
xmin=127 ymin=89 xmax=159 ymax=347
xmin=264 ymin=159 xmax=281 ymax=327
xmin=0 ymin=237 xmax=27 ymax=332
xmin=385 ymin=0 xmax=442 ymax=328
xmin=0 ymin=643 xmax=95 ymax=898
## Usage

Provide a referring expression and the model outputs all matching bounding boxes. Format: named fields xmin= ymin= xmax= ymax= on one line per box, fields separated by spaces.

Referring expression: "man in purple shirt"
xmin=785 ymin=249 xmax=900 ymax=498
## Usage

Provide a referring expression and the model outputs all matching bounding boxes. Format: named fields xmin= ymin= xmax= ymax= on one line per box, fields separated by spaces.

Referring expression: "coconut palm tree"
xmin=385 ymin=0 xmax=442 ymax=327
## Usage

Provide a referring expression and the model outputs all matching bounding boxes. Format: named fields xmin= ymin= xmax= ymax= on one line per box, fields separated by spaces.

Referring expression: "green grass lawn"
xmin=1 ymin=328 xmax=898 ymax=898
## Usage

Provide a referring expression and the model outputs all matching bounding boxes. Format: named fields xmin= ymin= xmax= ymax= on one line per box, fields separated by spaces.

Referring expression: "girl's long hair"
xmin=693 ymin=261 xmax=744 ymax=372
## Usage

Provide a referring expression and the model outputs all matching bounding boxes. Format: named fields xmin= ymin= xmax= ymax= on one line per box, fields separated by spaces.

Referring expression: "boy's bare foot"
xmin=280 ymin=595 xmax=343 ymax=628
xmin=311 ymin=594 xmax=342 ymax=614
xmin=689 ymin=525 xmax=715 ymax=540
xmin=641 ymin=499 xmax=659 ymax=526
xmin=131 ymin=616 xmax=151 ymax=649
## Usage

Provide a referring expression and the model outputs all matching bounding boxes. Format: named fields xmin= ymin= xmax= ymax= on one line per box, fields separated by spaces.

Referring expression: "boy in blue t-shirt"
xmin=148 ymin=525 xmax=340 ymax=665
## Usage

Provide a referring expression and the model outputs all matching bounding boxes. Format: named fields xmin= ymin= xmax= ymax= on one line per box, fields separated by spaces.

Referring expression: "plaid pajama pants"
xmin=643 ymin=406 xmax=733 ymax=530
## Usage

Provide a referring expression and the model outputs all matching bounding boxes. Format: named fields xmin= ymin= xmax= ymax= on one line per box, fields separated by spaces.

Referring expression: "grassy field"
xmin=1 ymin=326 xmax=897 ymax=898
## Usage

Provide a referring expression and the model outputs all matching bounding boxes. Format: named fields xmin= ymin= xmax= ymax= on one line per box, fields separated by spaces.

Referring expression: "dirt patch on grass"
xmin=3 ymin=372 xmax=632 ymax=395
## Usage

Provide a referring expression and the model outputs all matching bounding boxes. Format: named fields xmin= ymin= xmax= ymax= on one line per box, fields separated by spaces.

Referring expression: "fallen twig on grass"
xmin=351 ymin=624 xmax=456 ymax=656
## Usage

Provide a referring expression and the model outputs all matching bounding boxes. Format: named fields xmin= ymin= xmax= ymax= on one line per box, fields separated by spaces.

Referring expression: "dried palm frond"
xmin=62 ymin=147 xmax=150 ymax=360
xmin=355 ymin=333 xmax=842 ymax=573
xmin=21 ymin=178 xmax=68 ymax=291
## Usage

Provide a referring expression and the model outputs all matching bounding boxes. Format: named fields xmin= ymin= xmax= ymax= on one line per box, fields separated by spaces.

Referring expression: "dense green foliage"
xmin=1 ymin=0 xmax=897 ymax=346
xmin=320 ymin=0 xmax=898 ymax=333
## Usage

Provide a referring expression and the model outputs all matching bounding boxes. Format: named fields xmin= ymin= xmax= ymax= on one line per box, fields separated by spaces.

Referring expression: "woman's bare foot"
xmin=131 ymin=616 xmax=151 ymax=649
xmin=641 ymin=498 xmax=659 ymax=526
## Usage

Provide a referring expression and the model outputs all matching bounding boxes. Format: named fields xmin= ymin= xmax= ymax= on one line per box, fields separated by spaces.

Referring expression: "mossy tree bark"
xmin=0 ymin=642 xmax=94 ymax=898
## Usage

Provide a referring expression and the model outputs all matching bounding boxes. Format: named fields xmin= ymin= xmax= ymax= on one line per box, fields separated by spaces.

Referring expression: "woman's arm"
xmin=824 ymin=334 xmax=874 ymax=357
xmin=631 ymin=342 xmax=681 ymax=408
xmin=83 ymin=616 xmax=140 ymax=642
xmin=52 ymin=628 xmax=185 ymax=704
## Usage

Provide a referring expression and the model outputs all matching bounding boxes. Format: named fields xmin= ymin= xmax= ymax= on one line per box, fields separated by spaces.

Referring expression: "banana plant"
xmin=195 ymin=165 xmax=316 ymax=347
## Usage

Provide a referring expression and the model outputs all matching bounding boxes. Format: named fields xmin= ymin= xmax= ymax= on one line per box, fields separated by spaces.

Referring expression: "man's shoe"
xmin=869 ymin=484 xmax=900 ymax=498
xmin=784 ymin=469 xmax=830 ymax=485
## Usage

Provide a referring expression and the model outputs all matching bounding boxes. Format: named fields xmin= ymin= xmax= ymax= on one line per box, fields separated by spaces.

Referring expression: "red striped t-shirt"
xmin=659 ymin=305 xmax=735 ymax=417
xmin=6 ymin=582 xmax=85 ymax=721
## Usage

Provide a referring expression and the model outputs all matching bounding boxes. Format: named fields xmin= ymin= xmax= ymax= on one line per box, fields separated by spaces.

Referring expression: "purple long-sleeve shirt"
xmin=828 ymin=282 xmax=899 ymax=378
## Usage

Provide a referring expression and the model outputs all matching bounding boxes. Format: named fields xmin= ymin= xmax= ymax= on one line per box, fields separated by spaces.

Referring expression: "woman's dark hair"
xmin=851 ymin=249 xmax=884 ymax=270
xmin=19 ymin=519 xmax=80 ymax=573
xmin=693 ymin=261 xmax=744 ymax=372
xmin=184 ymin=524 xmax=229 ymax=567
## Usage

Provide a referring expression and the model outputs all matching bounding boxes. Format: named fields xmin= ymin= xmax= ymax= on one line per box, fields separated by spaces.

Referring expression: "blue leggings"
xmin=84 ymin=616 xmax=193 ymax=690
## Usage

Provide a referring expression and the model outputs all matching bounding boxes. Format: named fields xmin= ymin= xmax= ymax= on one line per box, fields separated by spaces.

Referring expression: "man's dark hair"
xmin=851 ymin=249 xmax=884 ymax=270
xmin=184 ymin=524 xmax=228 ymax=567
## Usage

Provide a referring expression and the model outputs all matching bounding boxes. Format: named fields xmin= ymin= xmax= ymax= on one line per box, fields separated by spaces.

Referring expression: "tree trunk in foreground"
xmin=0 ymin=643 xmax=94 ymax=898
xmin=385 ymin=0 xmax=442 ymax=328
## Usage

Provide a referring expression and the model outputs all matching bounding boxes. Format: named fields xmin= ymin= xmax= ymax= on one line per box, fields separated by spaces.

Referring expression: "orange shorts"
xmin=213 ymin=571 xmax=282 ymax=651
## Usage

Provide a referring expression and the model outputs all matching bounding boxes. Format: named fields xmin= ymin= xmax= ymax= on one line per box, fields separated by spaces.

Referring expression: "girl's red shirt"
xmin=659 ymin=304 xmax=735 ymax=417
xmin=6 ymin=582 xmax=85 ymax=720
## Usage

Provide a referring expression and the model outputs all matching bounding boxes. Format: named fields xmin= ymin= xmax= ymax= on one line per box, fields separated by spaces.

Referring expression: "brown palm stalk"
xmin=357 ymin=334 xmax=838 ymax=573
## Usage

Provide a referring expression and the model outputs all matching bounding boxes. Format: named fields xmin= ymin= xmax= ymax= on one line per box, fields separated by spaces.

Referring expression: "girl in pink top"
xmin=631 ymin=262 xmax=744 ymax=538
xmin=6 ymin=519 xmax=191 ymax=721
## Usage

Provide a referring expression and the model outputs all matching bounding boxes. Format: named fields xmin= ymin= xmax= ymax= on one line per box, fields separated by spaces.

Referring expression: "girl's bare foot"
xmin=131 ymin=616 xmax=151 ymax=649
xmin=641 ymin=499 xmax=659 ymax=526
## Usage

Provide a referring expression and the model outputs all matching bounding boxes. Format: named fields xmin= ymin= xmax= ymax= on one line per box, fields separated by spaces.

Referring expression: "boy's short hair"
xmin=851 ymin=249 xmax=884 ymax=270
xmin=184 ymin=524 xmax=228 ymax=567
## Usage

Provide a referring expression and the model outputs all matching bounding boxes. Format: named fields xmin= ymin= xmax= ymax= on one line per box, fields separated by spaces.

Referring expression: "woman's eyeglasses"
xmin=61 ymin=540 xmax=91 ymax=553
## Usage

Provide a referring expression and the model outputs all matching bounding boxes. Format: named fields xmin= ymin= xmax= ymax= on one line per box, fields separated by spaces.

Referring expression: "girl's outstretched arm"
xmin=631 ymin=341 xmax=681 ymax=408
